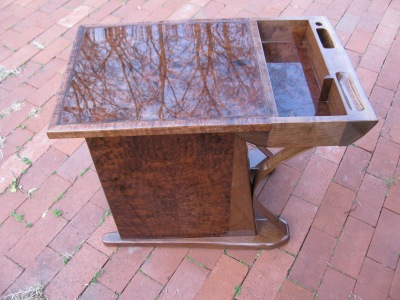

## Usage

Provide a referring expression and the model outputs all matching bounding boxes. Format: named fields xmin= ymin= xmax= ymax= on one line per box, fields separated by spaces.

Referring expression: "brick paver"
xmin=258 ymin=164 xmax=301 ymax=215
xmin=17 ymin=173 xmax=71 ymax=223
xmin=0 ymin=0 xmax=399 ymax=298
xmin=384 ymin=166 xmax=400 ymax=214
xmin=367 ymin=208 xmax=400 ymax=269
xmin=0 ymin=256 xmax=23 ymax=295
xmin=369 ymin=85 xmax=394 ymax=119
xmin=186 ymin=248 xmax=223 ymax=270
xmin=0 ymin=217 xmax=30 ymax=256
xmin=45 ymin=243 xmax=108 ymax=299
xmin=239 ymin=250 xmax=294 ymax=299
xmin=275 ymin=280 xmax=314 ymax=300
xmin=314 ymin=145 xmax=346 ymax=164
xmin=333 ymin=145 xmax=371 ymax=192
xmin=141 ymin=247 xmax=188 ymax=285
xmin=368 ymin=137 xmax=400 ymax=180
xmin=51 ymin=169 xmax=101 ymax=220
xmin=19 ymin=146 xmax=68 ymax=190
xmin=119 ymin=272 xmax=163 ymax=300
xmin=6 ymin=247 xmax=63 ymax=293
xmin=196 ymin=254 xmax=248 ymax=300
xmin=86 ymin=214 xmax=118 ymax=256
xmin=49 ymin=201 xmax=104 ymax=254
xmin=0 ymin=187 xmax=26 ymax=225
xmin=312 ymin=182 xmax=355 ymax=238
xmin=98 ymin=246 xmax=153 ymax=294
xmin=390 ymin=265 xmax=400 ymax=299
xmin=330 ymin=216 xmax=374 ymax=279
xmin=292 ymin=155 xmax=338 ymax=205
xmin=317 ymin=268 xmax=356 ymax=300
xmin=56 ymin=142 xmax=93 ymax=183
xmin=80 ymin=282 xmax=118 ymax=300
xmin=350 ymin=173 xmax=387 ymax=226
xmin=353 ymin=257 xmax=394 ymax=300
xmin=288 ymin=227 xmax=336 ymax=291
xmin=382 ymin=106 xmax=400 ymax=144
xmin=159 ymin=257 xmax=210 ymax=299
xmin=8 ymin=212 xmax=67 ymax=268
xmin=225 ymin=249 xmax=259 ymax=266
xmin=25 ymin=73 xmax=62 ymax=107
xmin=280 ymin=195 xmax=318 ymax=255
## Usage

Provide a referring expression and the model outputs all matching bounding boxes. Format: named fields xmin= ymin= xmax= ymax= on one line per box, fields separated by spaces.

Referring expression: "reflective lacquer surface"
xmin=58 ymin=21 xmax=267 ymax=125
xmin=262 ymin=41 xmax=331 ymax=117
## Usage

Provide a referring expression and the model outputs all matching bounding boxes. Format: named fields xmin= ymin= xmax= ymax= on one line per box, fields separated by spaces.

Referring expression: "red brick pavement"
xmin=0 ymin=0 xmax=399 ymax=299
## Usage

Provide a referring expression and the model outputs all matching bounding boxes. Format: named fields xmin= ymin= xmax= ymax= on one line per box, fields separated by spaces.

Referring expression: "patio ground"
xmin=0 ymin=0 xmax=399 ymax=299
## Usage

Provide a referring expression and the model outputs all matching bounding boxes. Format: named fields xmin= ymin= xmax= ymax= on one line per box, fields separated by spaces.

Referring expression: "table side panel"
xmin=87 ymin=133 xmax=255 ymax=238
xmin=229 ymin=135 xmax=256 ymax=234
xmin=268 ymin=120 xmax=376 ymax=147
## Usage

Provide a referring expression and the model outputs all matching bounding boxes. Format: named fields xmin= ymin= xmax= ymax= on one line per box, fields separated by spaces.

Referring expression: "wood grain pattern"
xmin=229 ymin=135 xmax=256 ymax=234
xmin=87 ymin=133 xmax=255 ymax=239
xmin=267 ymin=120 xmax=376 ymax=147
xmin=257 ymin=19 xmax=308 ymax=42
xmin=327 ymin=80 xmax=350 ymax=116
xmin=236 ymin=132 xmax=270 ymax=146
xmin=304 ymin=22 xmax=330 ymax=89
xmin=250 ymin=21 xmax=278 ymax=117
xmin=48 ymin=17 xmax=377 ymax=149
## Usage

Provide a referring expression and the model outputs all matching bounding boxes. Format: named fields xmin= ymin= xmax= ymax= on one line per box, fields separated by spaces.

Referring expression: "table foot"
xmin=250 ymin=146 xmax=313 ymax=244
xmin=103 ymin=218 xmax=288 ymax=249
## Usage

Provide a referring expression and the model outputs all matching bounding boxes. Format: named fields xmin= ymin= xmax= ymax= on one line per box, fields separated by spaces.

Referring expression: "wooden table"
xmin=47 ymin=17 xmax=377 ymax=249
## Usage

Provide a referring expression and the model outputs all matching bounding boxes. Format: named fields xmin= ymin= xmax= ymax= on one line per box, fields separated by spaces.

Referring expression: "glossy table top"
xmin=48 ymin=18 xmax=376 ymax=142
xmin=57 ymin=20 xmax=270 ymax=126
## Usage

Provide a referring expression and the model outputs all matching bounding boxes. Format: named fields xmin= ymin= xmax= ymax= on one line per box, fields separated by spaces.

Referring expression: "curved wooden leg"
xmin=254 ymin=147 xmax=312 ymax=185
xmin=240 ymin=133 xmax=311 ymax=248
xmin=252 ymin=147 xmax=312 ymax=237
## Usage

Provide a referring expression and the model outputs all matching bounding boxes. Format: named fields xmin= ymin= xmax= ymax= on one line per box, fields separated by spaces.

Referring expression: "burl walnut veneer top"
xmin=60 ymin=20 xmax=268 ymax=124
xmin=48 ymin=19 xmax=278 ymax=138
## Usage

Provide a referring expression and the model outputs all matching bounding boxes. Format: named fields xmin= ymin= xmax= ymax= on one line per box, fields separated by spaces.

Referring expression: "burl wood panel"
xmin=87 ymin=133 xmax=255 ymax=239
xmin=58 ymin=21 xmax=267 ymax=125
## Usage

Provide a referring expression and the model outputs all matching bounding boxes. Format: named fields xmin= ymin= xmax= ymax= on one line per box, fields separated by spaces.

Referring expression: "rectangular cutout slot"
xmin=336 ymin=72 xmax=364 ymax=111
xmin=316 ymin=28 xmax=334 ymax=48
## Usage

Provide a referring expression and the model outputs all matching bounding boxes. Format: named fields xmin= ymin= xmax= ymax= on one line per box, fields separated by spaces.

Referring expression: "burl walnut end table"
xmin=47 ymin=17 xmax=377 ymax=249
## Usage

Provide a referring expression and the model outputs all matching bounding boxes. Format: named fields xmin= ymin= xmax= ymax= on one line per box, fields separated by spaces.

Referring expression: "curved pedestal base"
xmin=102 ymin=143 xmax=310 ymax=250
xmin=250 ymin=145 xmax=312 ymax=247
xmin=103 ymin=219 xmax=288 ymax=249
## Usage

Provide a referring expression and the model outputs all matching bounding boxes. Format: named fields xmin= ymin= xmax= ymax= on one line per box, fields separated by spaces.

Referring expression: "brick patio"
xmin=0 ymin=0 xmax=399 ymax=299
